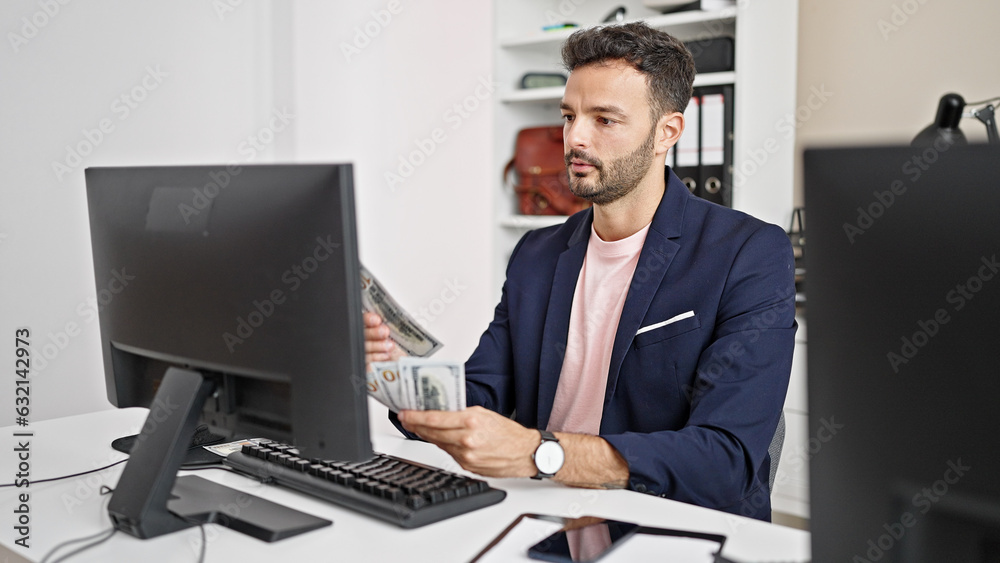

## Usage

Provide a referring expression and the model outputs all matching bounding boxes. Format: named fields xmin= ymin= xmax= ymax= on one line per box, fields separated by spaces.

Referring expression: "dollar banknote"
xmin=367 ymin=358 xmax=465 ymax=413
xmin=367 ymin=362 xmax=403 ymax=412
xmin=360 ymin=265 xmax=443 ymax=357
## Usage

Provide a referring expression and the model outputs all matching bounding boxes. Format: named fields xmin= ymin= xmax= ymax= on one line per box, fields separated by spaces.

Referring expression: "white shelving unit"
xmin=500 ymin=71 xmax=737 ymax=104
xmin=492 ymin=0 xmax=799 ymax=281
xmin=491 ymin=0 xmax=807 ymax=521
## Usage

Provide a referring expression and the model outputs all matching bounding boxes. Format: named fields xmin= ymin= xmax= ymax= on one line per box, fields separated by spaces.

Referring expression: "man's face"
xmin=560 ymin=61 xmax=659 ymax=206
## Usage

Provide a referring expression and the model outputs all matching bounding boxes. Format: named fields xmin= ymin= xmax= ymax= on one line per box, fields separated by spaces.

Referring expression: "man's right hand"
xmin=364 ymin=312 xmax=408 ymax=368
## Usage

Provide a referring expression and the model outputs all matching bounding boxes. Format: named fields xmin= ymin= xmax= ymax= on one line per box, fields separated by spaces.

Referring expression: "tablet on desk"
xmin=470 ymin=513 xmax=725 ymax=563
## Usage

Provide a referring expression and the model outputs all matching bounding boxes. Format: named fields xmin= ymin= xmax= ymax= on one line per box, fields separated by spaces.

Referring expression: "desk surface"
xmin=0 ymin=403 xmax=810 ymax=562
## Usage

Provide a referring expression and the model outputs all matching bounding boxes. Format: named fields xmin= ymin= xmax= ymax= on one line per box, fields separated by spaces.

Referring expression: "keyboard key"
xmin=406 ymin=495 xmax=427 ymax=510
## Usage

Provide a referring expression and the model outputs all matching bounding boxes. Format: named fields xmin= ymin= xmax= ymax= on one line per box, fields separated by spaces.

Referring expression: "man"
xmin=365 ymin=22 xmax=796 ymax=521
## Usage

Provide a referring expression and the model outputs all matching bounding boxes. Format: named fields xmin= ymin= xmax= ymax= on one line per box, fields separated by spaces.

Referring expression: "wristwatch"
xmin=531 ymin=430 xmax=565 ymax=479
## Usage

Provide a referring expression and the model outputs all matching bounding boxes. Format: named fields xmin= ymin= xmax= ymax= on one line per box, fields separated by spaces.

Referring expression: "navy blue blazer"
xmin=460 ymin=169 xmax=796 ymax=521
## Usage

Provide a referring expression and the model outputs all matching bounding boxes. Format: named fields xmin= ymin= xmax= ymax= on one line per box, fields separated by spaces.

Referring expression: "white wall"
xmin=794 ymin=0 xmax=1000 ymax=203
xmin=0 ymin=0 xmax=495 ymax=421
xmin=287 ymin=0 xmax=496 ymax=366
xmin=0 ymin=1 xmax=279 ymax=420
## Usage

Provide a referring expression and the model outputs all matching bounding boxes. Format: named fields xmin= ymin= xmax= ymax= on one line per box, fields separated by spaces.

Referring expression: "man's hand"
xmin=398 ymin=406 xmax=539 ymax=478
xmin=399 ymin=406 xmax=631 ymax=488
xmin=363 ymin=312 xmax=408 ymax=367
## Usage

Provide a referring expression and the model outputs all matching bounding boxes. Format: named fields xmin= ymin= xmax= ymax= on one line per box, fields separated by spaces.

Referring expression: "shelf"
xmin=498 ymin=215 xmax=570 ymax=229
xmin=500 ymin=71 xmax=735 ymax=104
xmin=499 ymin=8 xmax=737 ymax=48
xmin=692 ymin=70 xmax=736 ymax=87
xmin=500 ymin=86 xmax=565 ymax=104
xmin=643 ymin=7 xmax=737 ymax=34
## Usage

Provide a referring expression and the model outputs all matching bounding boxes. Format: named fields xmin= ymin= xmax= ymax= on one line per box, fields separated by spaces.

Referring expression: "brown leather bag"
xmin=504 ymin=125 xmax=592 ymax=216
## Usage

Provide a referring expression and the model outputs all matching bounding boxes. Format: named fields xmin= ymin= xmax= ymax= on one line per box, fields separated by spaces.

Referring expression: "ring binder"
xmin=669 ymin=84 xmax=735 ymax=207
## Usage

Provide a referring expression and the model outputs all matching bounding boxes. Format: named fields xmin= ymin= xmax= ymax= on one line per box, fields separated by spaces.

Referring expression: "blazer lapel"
xmin=604 ymin=177 xmax=688 ymax=404
xmin=536 ymin=211 xmax=591 ymax=430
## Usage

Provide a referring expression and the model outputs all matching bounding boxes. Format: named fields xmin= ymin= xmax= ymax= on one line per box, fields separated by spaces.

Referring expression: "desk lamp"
xmin=913 ymin=92 xmax=1000 ymax=147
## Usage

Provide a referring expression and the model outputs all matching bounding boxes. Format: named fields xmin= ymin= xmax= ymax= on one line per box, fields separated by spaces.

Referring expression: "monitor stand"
xmin=110 ymin=425 xmax=226 ymax=467
xmin=107 ymin=367 xmax=331 ymax=542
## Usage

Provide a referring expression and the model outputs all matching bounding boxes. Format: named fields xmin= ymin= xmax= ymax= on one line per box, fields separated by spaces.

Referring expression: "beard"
xmin=564 ymin=126 xmax=657 ymax=206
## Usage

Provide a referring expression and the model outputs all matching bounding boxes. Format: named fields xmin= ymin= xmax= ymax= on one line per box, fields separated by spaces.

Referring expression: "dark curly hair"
xmin=561 ymin=22 xmax=696 ymax=121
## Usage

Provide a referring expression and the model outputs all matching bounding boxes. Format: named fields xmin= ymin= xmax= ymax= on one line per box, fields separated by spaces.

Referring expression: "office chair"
xmin=767 ymin=411 xmax=786 ymax=493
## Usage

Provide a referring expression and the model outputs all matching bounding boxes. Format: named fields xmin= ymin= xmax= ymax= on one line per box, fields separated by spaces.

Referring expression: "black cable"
xmin=0 ymin=459 xmax=128 ymax=488
xmin=3 ymin=456 xmax=247 ymax=563
xmin=40 ymin=487 xmax=117 ymax=563
xmin=42 ymin=527 xmax=117 ymax=563
xmin=14 ymin=458 xmax=226 ymax=563
xmin=0 ymin=457 xmax=235 ymax=489
xmin=177 ymin=514 xmax=208 ymax=563
xmin=179 ymin=464 xmax=242 ymax=476
xmin=196 ymin=521 xmax=206 ymax=563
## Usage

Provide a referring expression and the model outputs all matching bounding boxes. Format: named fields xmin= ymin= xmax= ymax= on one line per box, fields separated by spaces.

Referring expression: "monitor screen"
xmin=86 ymin=163 xmax=370 ymax=461
xmin=85 ymin=163 xmax=372 ymax=540
xmin=805 ymin=144 xmax=1000 ymax=562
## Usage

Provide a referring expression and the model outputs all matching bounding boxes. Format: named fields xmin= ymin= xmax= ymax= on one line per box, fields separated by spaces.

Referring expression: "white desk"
xmin=0 ymin=403 xmax=810 ymax=562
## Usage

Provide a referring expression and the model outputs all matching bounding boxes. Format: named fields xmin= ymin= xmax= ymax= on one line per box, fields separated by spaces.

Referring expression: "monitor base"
xmin=107 ymin=367 xmax=330 ymax=542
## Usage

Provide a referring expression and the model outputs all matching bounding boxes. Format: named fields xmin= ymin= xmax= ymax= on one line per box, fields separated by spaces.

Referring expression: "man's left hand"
xmin=398 ymin=406 xmax=539 ymax=478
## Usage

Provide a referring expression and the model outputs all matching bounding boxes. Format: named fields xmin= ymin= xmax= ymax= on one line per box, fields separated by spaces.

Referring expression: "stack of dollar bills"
xmin=368 ymin=358 xmax=466 ymax=413
xmin=360 ymin=265 xmax=464 ymax=412
xmin=360 ymin=265 xmax=443 ymax=357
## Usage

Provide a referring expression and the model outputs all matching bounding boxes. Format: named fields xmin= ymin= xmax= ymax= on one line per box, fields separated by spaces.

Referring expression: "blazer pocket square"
xmin=633 ymin=311 xmax=700 ymax=347
xmin=636 ymin=311 xmax=696 ymax=335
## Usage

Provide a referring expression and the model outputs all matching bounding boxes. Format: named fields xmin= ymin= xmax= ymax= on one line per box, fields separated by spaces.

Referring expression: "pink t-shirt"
xmin=546 ymin=223 xmax=650 ymax=435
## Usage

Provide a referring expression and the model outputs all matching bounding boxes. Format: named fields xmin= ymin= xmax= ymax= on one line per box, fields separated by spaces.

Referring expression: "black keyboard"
xmin=224 ymin=441 xmax=506 ymax=528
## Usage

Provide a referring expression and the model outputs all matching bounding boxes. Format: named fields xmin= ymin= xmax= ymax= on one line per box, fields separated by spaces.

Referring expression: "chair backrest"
xmin=767 ymin=410 xmax=786 ymax=492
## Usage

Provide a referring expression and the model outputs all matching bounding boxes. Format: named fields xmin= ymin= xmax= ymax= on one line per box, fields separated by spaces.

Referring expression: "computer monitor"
xmin=85 ymin=164 xmax=372 ymax=541
xmin=805 ymin=144 xmax=1000 ymax=562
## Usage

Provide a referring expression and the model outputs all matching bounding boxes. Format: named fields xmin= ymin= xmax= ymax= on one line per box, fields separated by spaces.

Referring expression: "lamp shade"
xmin=913 ymin=93 xmax=969 ymax=147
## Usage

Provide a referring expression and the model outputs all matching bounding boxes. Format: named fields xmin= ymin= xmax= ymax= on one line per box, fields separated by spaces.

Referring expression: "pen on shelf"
xmin=541 ymin=23 xmax=578 ymax=31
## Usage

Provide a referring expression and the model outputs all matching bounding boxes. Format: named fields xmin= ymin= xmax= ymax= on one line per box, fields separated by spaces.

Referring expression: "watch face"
xmin=535 ymin=440 xmax=565 ymax=475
